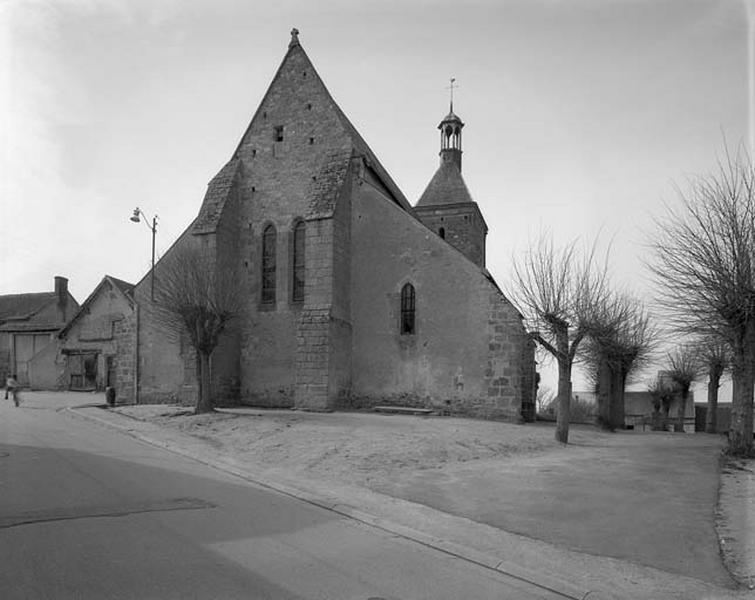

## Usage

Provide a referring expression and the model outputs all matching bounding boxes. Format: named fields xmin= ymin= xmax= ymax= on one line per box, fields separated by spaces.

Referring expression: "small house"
xmin=0 ymin=276 xmax=79 ymax=389
xmin=57 ymin=276 xmax=135 ymax=398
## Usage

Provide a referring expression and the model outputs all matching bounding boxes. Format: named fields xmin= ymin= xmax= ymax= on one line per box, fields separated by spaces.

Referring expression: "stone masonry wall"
xmin=349 ymin=170 xmax=532 ymax=419
xmin=233 ymin=43 xmax=354 ymax=407
xmin=414 ymin=203 xmax=487 ymax=269
xmin=113 ymin=313 xmax=136 ymax=404
xmin=484 ymin=292 xmax=534 ymax=420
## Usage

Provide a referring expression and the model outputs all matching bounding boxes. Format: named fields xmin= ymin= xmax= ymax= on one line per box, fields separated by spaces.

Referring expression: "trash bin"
xmin=105 ymin=386 xmax=116 ymax=407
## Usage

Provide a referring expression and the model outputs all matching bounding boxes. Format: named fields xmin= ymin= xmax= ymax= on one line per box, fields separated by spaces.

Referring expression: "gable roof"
xmin=107 ymin=276 xmax=135 ymax=299
xmin=0 ymin=292 xmax=58 ymax=322
xmin=416 ymin=160 xmax=475 ymax=207
xmin=58 ymin=276 xmax=135 ymax=338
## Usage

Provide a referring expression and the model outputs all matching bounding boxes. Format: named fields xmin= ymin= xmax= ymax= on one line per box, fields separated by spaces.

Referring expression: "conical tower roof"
xmin=416 ymin=160 xmax=475 ymax=207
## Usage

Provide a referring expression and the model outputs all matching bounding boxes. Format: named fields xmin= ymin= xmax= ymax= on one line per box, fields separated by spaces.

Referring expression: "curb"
xmin=67 ymin=405 xmax=623 ymax=600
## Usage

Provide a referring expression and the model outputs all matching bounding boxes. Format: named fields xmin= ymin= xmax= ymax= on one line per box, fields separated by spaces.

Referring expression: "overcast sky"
xmin=1 ymin=0 xmax=753 ymax=393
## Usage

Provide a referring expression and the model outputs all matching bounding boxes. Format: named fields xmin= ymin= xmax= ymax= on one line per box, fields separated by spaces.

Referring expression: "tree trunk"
xmin=675 ymin=388 xmax=688 ymax=432
xmin=195 ymin=350 xmax=214 ymax=414
xmin=705 ymin=368 xmax=721 ymax=434
xmin=651 ymin=404 xmax=663 ymax=431
xmin=729 ymin=344 xmax=754 ymax=456
xmin=595 ymin=358 xmax=613 ymax=431
xmin=609 ymin=371 xmax=626 ymax=430
xmin=661 ymin=403 xmax=671 ymax=431
xmin=194 ymin=351 xmax=202 ymax=409
xmin=555 ymin=359 xmax=571 ymax=444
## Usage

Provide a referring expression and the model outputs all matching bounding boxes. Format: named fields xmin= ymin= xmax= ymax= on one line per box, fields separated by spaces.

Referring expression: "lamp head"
xmin=130 ymin=208 xmax=141 ymax=223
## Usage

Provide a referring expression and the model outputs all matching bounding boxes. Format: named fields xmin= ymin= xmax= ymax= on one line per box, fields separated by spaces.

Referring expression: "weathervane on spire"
xmin=446 ymin=77 xmax=458 ymax=112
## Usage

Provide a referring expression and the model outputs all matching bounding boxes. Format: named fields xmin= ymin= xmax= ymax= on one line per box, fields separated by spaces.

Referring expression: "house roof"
xmin=0 ymin=292 xmax=58 ymax=322
xmin=58 ymin=276 xmax=134 ymax=338
xmin=107 ymin=276 xmax=135 ymax=299
xmin=416 ymin=160 xmax=475 ymax=207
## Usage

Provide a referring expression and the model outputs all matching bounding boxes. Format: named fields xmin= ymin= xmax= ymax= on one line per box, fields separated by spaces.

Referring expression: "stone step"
xmin=373 ymin=406 xmax=434 ymax=416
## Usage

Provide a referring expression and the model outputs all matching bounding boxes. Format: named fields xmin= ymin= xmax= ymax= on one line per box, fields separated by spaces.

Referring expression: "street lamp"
xmin=130 ymin=207 xmax=158 ymax=300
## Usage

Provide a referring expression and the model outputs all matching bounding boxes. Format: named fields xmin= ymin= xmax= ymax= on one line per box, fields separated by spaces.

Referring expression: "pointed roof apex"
xmin=440 ymin=109 xmax=463 ymax=126
xmin=441 ymin=77 xmax=462 ymax=125
xmin=289 ymin=28 xmax=300 ymax=48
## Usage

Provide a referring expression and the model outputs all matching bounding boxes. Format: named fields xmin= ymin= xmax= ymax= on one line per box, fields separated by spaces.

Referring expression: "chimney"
xmin=55 ymin=276 xmax=68 ymax=321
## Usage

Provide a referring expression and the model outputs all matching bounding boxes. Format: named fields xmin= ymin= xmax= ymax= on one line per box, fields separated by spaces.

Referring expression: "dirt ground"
xmin=110 ymin=404 xmax=745 ymax=588
xmin=113 ymin=405 xmax=612 ymax=486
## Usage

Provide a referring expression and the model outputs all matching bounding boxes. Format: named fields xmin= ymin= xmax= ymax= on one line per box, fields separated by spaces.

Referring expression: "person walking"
xmin=6 ymin=374 xmax=20 ymax=406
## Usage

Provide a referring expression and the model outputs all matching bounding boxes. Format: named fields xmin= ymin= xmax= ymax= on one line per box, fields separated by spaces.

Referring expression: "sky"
xmin=1 ymin=0 xmax=753 ymax=395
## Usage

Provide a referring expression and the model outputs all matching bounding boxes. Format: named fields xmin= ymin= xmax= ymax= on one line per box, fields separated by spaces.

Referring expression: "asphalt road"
xmin=0 ymin=396 xmax=565 ymax=600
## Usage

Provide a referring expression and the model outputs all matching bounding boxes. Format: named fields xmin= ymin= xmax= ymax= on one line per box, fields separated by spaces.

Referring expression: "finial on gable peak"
xmin=289 ymin=28 xmax=300 ymax=48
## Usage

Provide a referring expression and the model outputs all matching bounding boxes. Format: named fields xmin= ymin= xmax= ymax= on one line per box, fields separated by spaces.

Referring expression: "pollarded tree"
xmin=648 ymin=147 xmax=755 ymax=455
xmin=584 ymin=292 xmax=656 ymax=431
xmin=665 ymin=345 xmax=702 ymax=432
xmin=511 ymin=233 xmax=609 ymax=443
xmin=648 ymin=376 xmax=676 ymax=431
xmin=696 ymin=336 xmax=731 ymax=434
xmin=152 ymin=243 xmax=242 ymax=414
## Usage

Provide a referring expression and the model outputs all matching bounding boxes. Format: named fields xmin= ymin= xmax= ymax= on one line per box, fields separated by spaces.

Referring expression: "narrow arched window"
xmin=292 ymin=220 xmax=305 ymax=302
xmin=400 ymin=283 xmax=416 ymax=335
xmin=261 ymin=224 xmax=276 ymax=304
xmin=439 ymin=227 xmax=445 ymax=239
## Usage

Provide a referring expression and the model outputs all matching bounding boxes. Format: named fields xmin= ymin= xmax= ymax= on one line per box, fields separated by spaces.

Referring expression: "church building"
xmin=127 ymin=30 xmax=536 ymax=420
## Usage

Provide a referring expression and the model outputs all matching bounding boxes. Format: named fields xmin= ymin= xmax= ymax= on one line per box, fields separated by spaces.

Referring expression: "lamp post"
xmin=130 ymin=207 xmax=158 ymax=300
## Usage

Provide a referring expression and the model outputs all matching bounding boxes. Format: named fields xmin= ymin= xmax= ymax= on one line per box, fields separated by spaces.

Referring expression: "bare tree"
xmin=511 ymin=233 xmax=608 ymax=443
xmin=585 ymin=292 xmax=657 ymax=431
xmin=665 ymin=345 xmax=701 ymax=432
xmin=648 ymin=147 xmax=755 ymax=455
xmin=696 ymin=337 xmax=730 ymax=434
xmin=152 ymin=243 xmax=242 ymax=414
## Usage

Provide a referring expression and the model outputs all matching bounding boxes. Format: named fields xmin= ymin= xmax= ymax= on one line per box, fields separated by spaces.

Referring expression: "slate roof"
xmin=0 ymin=292 xmax=57 ymax=322
xmin=416 ymin=160 xmax=475 ymax=207
xmin=107 ymin=276 xmax=135 ymax=299
xmin=192 ymin=159 xmax=242 ymax=235
xmin=306 ymin=151 xmax=354 ymax=219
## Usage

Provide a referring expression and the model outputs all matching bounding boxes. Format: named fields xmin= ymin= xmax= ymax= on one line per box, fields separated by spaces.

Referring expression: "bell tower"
xmin=439 ymin=105 xmax=463 ymax=171
xmin=414 ymin=82 xmax=488 ymax=268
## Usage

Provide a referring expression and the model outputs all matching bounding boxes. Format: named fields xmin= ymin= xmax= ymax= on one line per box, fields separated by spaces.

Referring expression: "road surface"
xmin=0 ymin=395 xmax=566 ymax=599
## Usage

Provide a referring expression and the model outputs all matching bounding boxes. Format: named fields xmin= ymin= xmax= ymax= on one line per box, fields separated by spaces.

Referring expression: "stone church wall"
xmin=232 ymin=45 xmax=354 ymax=408
xmin=348 ymin=172 xmax=529 ymax=419
xmin=130 ymin=230 xmax=203 ymax=405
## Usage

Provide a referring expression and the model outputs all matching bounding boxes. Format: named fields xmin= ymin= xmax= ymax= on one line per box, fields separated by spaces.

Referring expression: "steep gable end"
xmin=232 ymin=31 xmax=413 ymax=215
xmin=59 ymin=276 xmax=134 ymax=338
